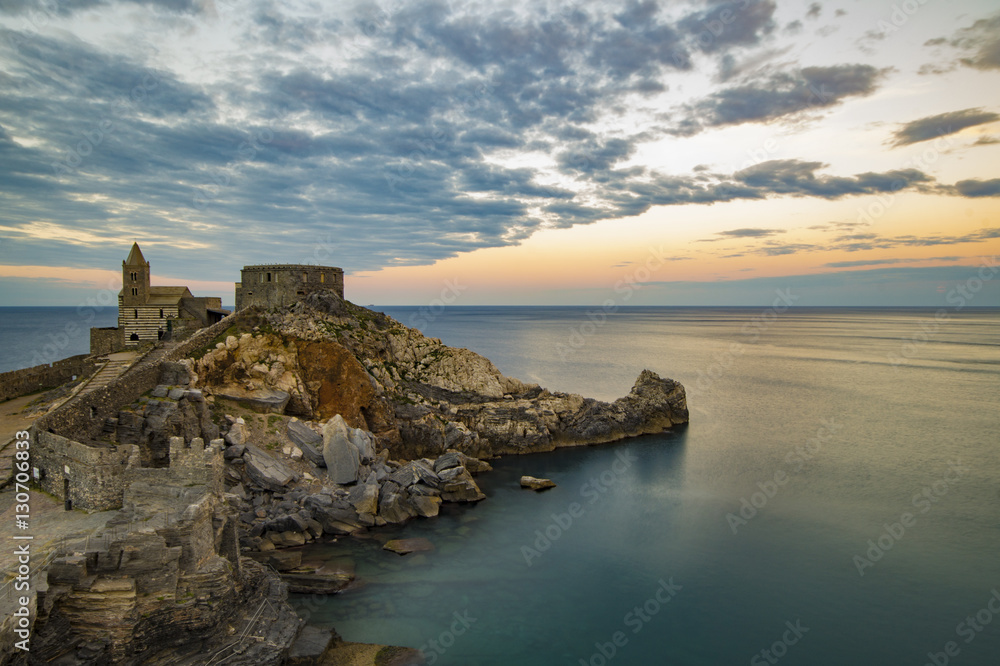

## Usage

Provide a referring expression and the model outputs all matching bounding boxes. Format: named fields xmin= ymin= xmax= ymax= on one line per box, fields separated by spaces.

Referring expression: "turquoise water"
xmin=293 ymin=306 xmax=1000 ymax=665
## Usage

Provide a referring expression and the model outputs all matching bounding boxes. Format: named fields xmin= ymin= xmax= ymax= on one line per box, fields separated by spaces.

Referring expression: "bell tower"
xmin=122 ymin=242 xmax=150 ymax=306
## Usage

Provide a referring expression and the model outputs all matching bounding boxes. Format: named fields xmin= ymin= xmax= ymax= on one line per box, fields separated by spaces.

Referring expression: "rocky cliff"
xmin=187 ymin=292 xmax=688 ymax=460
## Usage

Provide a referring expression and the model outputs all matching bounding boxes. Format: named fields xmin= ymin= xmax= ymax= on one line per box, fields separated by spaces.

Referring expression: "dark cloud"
xmin=0 ymin=1 xmax=992 ymax=289
xmin=824 ymin=257 xmax=961 ymax=268
xmin=806 ymin=3 xmax=821 ymax=20
xmin=718 ymin=228 xmax=785 ymax=238
xmin=679 ymin=65 xmax=884 ymax=133
xmin=953 ymin=179 xmax=1000 ymax=197
xmin=973 ymin=135 xmax=999 ymax=146
xmin=951 ymin=12 xmax=1000 ymax=71
xmin=733 ymin=160 xmax=931 ymax=198
xmin=677 ymin=0 xmax=776 ymax=54
xmin=891 ymin=108 xmax=999 ymax=147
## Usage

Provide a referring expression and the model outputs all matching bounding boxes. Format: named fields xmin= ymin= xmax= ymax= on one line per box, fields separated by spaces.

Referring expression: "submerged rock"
xmin=383 ymin=538 xmax=435 ymax=555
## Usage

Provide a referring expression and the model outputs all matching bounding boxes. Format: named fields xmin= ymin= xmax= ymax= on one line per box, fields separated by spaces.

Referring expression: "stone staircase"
xmin=74 ymin=358 xmax=133 ymax=399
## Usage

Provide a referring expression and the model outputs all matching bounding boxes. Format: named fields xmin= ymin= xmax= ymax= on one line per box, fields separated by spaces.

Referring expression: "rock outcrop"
xmin=188 ymin=293 xmax=688 ymax=461
xmin=29 ymin=489 xmax=301 ymax=665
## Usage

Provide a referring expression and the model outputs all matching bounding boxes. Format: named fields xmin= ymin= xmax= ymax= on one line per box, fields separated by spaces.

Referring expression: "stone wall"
xmin=30 ymin=308 xmax=265 ymax=511
xmin=124 ymin=437 xmax=225 ymax=498
xmin=34 ymin=307 xmax=263 ymax=444
xmin=0 ymin=354 xmax=97 ymax=403
xmin=32 ymin=431 xmax=132 ymax=511
xmin=235 ymin=264 xmax=344 ymax=311
xmin=89 ymin=327 xmax=124 ymax=356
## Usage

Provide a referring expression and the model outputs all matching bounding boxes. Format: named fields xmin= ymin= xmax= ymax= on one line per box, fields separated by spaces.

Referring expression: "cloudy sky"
xmin=1 ymin=0 xmax=999 ymax=307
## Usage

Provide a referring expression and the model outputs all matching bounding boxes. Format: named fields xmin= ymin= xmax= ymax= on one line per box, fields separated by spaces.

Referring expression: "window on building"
xmin=321 ymin=273 xmax=325 ymax=283
xmin=134 ymin=309 xmax=138 ymax=319
xmin=159 ymin=309 xmax=164 ymax=318
xmin=132 ymin=287 xmax=138 ymax=296
xmin=303 ymin=272 xmax=308 ymax=282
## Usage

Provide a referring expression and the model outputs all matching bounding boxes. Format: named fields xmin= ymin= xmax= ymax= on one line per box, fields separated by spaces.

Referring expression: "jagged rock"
xmin=438 ymin=466 xmax=486 ymax=502
xmin=167 ymin=387 xmax=186 ymax=400
xmin=216 ymin=386 xmax=291 ymax=414
xmin=309 ymin=500 xmax=364 ymax=535
xmin=348 ymin=473 xmax=379 ymax=516
xmin=389 ymin=462 xmax=422 ymax=488
xmin=378 ymin=486 xmax=417 ymax=524
xmin=151 ymin=385 xmax=169 ymax=398
xmin=409 ymin=494 xmax=442 ymax=518
xmin=224 ymin=421 xmax=247 ymax=446
xmin=267 ymin=550 xmax=303 ymax=571
xmin=244 ymin=445 xmax=297 ymax=491
xmin=383 ymin=538 xmax=434 ymax=555
xmin=286 ymin=419 xmax=326 ymax=467
xmin=323 ymin=415 xmax=361 ymax=484
xmin=434 ymin=450 xmax=492 ymax=474
xmin=264 ymin=513 xmax=309 ymax=534
xmin=521 ymin=476 xmax=556 ymax=491
xmin=223 ymin=444 xmax=246 ymax=459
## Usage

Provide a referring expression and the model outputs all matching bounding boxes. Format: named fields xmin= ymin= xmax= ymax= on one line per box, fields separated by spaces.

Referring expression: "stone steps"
xmin=74 ymin=359 xmax=132 ymax=398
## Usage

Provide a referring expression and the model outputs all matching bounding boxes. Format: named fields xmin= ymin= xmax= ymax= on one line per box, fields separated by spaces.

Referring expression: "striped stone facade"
xmin=110 ymin=243 xmax=227 ymax=348
xmin=118 ymin=302 xmax=179 ymax=343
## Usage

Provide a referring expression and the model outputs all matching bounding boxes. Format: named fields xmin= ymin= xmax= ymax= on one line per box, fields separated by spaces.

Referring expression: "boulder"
xmin=264 ymin=513 xmax=309 ymax=534
xmin=244 ymin=445 xmax=297 ymax=491
xmin=323 ymin=415 xmax=361 ymax=484
xmin=310 ymin=504 xmax=364 ymax=535
xmin=287 ymin=420 xmax=326 ymax=467
xmin=224 ymin=422 xmax=247 ymax=446
xmin=348 ymin=473 xmax=379 ymax=516
xmin=521 ymin=476 xmax=557 ymax=491
xmin=409 ymin=495 xmax=442 ymax=518
xmin=438 ymin=466 xmax=486 ymax=502
xmin=224 ymin=445 xmax=246 ymax=460
xmin=378 ymin=486 xmax=417 ymax=524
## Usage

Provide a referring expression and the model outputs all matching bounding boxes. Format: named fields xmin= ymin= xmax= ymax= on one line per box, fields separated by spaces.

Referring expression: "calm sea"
xmin=290 ymin=306 xmax=1000 ymax=666
xmin=0 ymin=306 xmax=119 ymax=373
xmin=3 ymin=306 xmax=998 ymax=664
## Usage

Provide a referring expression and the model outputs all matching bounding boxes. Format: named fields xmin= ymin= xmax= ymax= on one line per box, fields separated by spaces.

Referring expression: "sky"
xmin=0 ymin=0 xmax=999 ymax=307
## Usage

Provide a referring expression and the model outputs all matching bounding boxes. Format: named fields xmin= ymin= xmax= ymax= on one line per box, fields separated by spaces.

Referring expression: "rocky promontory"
xmin=14 ymin=293 xmax=687 ymax=665
xmin=187 ymin=292 xmax=688 ymax=460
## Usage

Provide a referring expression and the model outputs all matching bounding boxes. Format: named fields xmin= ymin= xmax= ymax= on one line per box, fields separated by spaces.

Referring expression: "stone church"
xmin=92 ymin=243 xmax=228 ymax=352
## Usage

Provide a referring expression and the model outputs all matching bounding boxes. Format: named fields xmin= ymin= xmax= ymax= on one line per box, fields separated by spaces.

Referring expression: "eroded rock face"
xmin=30 ymin=493 xmax=301 ymax=665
